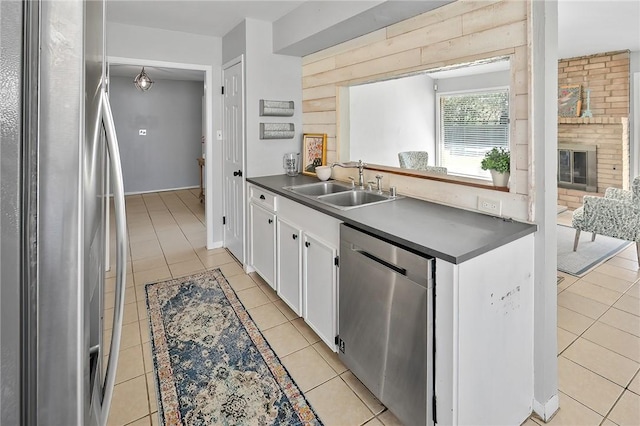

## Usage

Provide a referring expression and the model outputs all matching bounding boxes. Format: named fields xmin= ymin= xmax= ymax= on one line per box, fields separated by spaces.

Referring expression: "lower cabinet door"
xmin=276 ymin=219 xmax=302 ymax=315
xmin=249 ymin=203 xmax=276 ymax=288
xmin=303 ymin=232 xmax=337 ymax=350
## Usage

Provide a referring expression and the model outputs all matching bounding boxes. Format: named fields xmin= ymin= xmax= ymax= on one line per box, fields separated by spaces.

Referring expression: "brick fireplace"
xmin=557 ymin=50 xmax=630 ymax=209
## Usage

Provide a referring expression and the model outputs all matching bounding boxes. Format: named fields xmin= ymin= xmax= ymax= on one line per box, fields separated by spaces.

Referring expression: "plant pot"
xmin=490 ymin=170 xmax=510 ymax=187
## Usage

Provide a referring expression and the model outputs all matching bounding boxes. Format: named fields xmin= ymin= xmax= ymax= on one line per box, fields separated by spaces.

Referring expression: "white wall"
xmin=435 ymin=70 xmax=510 ymax=93
xmin=107 ymin=22 xmax=221 ymax=67
xmin=244 ymin=19 xmax=303 ymax=177
xmin=110 ymin=77 xmax=203 ymax=194
xmin=349 ymin=74 xmax=435 ymax=167
xmin=531 ymin=0 xmax=559 ymax=420
xmin=107 ymin=22 xmax=223 ymax=247
xmin=631 ymin=51 xmax=639 ymax=178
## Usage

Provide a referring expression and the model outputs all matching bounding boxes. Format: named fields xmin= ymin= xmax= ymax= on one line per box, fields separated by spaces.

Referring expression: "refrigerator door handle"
xmin=99 ymin=87 xmax=128 ymax=425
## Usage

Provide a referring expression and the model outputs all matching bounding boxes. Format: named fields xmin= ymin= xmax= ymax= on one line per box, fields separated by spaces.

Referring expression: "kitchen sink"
xmin=283 ymin=181 xmax=399 ymax=210
xmin=318 ymin=190 xmax=390 ymax=208
xmin=284 ymin=181 xmax=353 ymax=196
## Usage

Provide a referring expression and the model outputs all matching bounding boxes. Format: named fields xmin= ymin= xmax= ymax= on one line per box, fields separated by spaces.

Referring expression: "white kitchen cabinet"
xmin=302 ymin=232 xmax=338 ymax=350
xmin=247 ymin=184 xmax=341 ymax=352
xmin=276 ymin=218 xmax=302 ymax=315
xmin=249 ymin=203 xmax=276 ymax=289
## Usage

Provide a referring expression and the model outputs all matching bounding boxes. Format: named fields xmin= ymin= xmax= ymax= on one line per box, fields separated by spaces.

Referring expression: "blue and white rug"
xmin=146 ymin=269 xmax=323 ymax=426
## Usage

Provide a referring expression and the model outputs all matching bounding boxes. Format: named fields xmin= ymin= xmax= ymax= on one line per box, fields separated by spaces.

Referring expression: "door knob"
xmin=292 ymin=234 xmax=298 ymax=240
xmin=305 ymin=241 xmax=310 ymax=248
xmin=268 ymin=219 xmax=273 ymax=224
xmin=233 ymin=170 xmax=243 ymax=177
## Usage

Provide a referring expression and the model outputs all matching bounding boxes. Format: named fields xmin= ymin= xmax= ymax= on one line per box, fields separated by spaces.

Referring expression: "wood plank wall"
xmin=301 ymin=0 xmax=530 ymax=200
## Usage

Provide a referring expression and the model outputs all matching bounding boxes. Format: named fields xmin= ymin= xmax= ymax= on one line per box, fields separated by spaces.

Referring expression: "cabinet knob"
xmin=305 ymin=241 xmax=310 ymax=248
xmin=268 ymin=219 xmax=273 ymax=224
xmin=259 ymin=194 xmax=266 ymax=200
xmin=292 ymin=234 xmax=298 ymax=240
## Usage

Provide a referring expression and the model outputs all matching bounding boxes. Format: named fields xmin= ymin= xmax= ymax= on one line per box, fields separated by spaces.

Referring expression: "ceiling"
xmin=107 ymin=1 xmax=639 ymax=80
xmin=107 ymin=1 xmax=305 ymax=38
xmin=557 ymin=0 xmax=640 ymax=59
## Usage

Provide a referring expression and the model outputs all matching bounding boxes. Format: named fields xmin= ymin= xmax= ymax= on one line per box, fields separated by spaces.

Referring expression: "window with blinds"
xmin=438 ymin=89 xmax=509 ymax=179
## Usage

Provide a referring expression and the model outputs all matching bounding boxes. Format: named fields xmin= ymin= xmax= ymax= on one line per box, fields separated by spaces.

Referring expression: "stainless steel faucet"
xmin=331 ymin=160 xmax=366 ymax=188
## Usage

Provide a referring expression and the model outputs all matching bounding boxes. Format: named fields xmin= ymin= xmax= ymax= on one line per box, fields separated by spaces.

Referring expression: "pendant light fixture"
xmin=133 ymin=67 xmax=154 ymax=91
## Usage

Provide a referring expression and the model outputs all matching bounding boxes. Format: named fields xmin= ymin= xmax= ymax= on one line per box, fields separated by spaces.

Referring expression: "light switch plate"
xmin=139 ymin=129 xmax=147 ymax=136
xmin=478 ymin=196 xmax=502 ymax=215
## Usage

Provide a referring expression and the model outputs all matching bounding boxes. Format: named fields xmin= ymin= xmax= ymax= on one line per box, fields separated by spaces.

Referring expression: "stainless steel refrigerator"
xmin=1 ymin=0 xmax=128 ymax=424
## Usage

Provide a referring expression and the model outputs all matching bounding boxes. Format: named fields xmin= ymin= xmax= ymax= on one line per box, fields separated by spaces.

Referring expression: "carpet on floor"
xmin=145 ymin=269 xmax=323 ymax=426
xmin=557 ymin=224 xmax=631 ymax=277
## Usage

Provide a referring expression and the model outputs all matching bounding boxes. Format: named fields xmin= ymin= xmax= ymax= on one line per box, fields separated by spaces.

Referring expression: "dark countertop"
xmin=247 ymin=174 xmax=537 ymax=264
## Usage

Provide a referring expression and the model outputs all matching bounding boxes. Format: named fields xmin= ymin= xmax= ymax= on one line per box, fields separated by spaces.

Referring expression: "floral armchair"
xmin=398 ymin=151 xmax=448 ymax=175
xmin=398 ymin=151 xmax=430 ymax=169
xmin=572 ymin=176 xmax=640 ymax=263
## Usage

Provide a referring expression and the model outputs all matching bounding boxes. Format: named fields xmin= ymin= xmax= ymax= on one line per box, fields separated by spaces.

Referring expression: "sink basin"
xmin=284 ymin=180 xmax=400 ymax=210
xmin=285 ymin=181 xmax=352 ymax=196
xmin=318 ymin=190 xmax=391 ymax=208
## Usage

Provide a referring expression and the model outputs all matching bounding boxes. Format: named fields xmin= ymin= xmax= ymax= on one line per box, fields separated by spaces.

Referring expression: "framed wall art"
xmin=558 ymin=84 xmax=582 ymax=117
xmin=302 ymin=133 xmax=327 ymax=175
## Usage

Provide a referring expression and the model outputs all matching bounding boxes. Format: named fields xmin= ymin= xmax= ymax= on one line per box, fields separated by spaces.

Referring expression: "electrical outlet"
xmin=139 ymin=129 xmax=147 ymax=136
xmin=478 ymin=196 xmax=502 ymax=215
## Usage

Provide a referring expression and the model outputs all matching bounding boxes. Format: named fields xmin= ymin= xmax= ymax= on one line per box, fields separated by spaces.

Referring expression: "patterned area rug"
xmin=146 ymin=269 xmax=323 ymax=426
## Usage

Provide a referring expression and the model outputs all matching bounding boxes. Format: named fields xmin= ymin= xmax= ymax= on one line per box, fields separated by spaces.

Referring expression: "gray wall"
xmin=222 ymin=19 xmax=246 ymax=65
xmin=110 ymin=76 xmax=203 ymax=193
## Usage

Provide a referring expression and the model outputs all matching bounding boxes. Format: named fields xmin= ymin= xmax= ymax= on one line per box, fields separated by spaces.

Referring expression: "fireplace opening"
xmin=558 ymin=143 xmax=597 ymax=192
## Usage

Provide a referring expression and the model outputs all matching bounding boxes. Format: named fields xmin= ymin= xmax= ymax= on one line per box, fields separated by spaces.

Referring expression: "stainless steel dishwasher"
xmin=338 ymin=224 xmax=434 ymax=426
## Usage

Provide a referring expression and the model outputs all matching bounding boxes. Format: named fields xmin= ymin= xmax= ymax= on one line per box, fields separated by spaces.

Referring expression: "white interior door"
xmin=223 ymin=58 xmax=245 ymax=263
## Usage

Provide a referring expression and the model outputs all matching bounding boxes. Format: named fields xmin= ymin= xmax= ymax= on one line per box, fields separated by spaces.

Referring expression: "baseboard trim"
xmin=532 ymin=394 xmax=559 ymax=423
xmin=124 ymin=186 xmax=199 ymax=196
xmin=206 ymin=241 xmax=223 ymax=250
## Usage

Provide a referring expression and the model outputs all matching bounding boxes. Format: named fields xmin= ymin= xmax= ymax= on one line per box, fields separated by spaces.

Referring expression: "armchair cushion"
xmin=605 ymin=187 xmax=633 ymax=203
xmin=572 ymin=194 xmax=640 ymax=242
xmin=398 ymin=151 xmax=429 ymax=169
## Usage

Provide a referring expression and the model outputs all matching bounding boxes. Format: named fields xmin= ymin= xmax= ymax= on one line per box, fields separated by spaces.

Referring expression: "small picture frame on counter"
xmin=302 ymin=133 xmax=327 ymax=175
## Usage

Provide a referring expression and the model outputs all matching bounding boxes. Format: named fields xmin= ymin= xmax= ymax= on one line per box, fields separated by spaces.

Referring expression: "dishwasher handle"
xmin=354 ymin=248 xmax=407 ymax=276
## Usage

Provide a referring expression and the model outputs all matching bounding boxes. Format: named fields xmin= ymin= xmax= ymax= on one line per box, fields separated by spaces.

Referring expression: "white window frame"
xmin=435 ymin=86 xmax=510 ymax=180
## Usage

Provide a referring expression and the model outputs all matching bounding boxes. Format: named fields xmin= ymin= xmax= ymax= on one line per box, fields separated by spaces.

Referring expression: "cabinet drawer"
xmin=249 ymin=186 xmax=277 ymax=212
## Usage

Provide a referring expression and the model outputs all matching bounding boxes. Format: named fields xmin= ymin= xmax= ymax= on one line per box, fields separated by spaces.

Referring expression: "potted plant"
xmin=481 ymin=147 xmax=510 ymax=187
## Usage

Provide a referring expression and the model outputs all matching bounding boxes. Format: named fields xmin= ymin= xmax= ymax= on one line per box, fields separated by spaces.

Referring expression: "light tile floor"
xmin=105 ymin=192 xmax=639 ymax=425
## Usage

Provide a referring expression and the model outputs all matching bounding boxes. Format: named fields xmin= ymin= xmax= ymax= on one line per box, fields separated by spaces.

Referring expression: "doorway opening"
xmin=107 ymin=57 xmax=217 ymax=250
